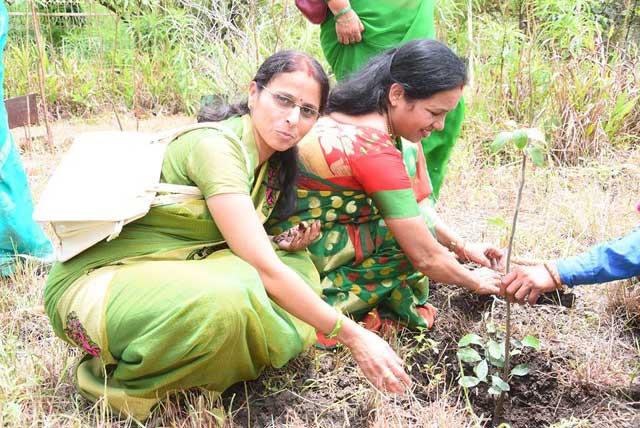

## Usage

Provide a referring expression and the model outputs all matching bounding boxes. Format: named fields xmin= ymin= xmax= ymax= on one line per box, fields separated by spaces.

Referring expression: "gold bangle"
xmin=543 ymin=262 xmax=563 ymax=290
xmin=326 ymin=313 xmax=344 ymax=339
xmin=450 ymin=240 xmax=469 ymax=261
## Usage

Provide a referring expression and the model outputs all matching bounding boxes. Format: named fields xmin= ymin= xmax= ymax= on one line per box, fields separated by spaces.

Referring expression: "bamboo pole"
xmin=23 ymin=6 xmax=33 ymax=148
xmin=29 ymin=0 xmax=54 ymax=147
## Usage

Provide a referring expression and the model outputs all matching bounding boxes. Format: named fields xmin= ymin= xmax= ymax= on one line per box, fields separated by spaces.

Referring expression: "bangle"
xmin=450 ymin=240 xmax=469 ymax=262
xmin=543 ymin=262 xmax=563 ymax=290
xmin=326 ymin=313 xmax=344 ymax=339
xmin=334 ymin=6 xmax=352 ymax=20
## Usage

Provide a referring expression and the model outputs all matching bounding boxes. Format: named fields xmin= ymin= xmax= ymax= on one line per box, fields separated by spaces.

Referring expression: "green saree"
xmin=320 ymin=0 xmax=465 ymax=198
xmin=44 ymin=116 xmax=320 ymax=420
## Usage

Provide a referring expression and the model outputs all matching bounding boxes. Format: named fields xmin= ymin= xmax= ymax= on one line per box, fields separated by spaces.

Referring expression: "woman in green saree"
xmin=320 ymin=0 xmax=464 ymax=199
xmin=266 ymin=40 xmax=502 ymax=341
xmin=44 ymin=51 xmax=410 ymax=421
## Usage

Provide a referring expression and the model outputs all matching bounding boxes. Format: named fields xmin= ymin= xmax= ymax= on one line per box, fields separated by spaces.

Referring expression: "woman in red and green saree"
xmin=268 ymin=40 xmax=503 ymax=336
xmin=44 ymin=51 xmax=410 ymax=421
xmin=319 ymin=0 xmax=464 ymax=199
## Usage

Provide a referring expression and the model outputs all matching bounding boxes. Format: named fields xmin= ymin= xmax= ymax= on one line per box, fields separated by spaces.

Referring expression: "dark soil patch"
xmin=469 ymin=353 xmax=605 ymax=427
xmin=221 ymin=282 xmax=639 ymax=427
xmin=222 ymin=350 xmax=372 ymax=427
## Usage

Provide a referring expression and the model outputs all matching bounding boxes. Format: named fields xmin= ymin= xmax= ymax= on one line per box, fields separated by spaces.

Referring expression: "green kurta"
xmin=44 ymin=116 xmax=321 ymax=420
xmin=320 ymin=0 xmax=465 ymax=198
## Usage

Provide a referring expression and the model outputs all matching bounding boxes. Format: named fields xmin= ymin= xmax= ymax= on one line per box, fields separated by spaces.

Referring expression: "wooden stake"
xmin=29 ymin=0 xmax=54 ymax=147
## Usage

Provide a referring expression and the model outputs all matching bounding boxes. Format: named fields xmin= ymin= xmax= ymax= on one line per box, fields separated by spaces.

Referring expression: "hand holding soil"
xmin=273 ymin=220 xmax=321 ymax=252
xmin=338 ymin=317 xmax=411 ymax=394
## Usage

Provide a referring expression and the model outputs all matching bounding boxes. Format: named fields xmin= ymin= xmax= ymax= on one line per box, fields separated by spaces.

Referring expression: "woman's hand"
xmin=273 ymin=220 xmax=321 ymax=252
xmin=469 ymin=267 xmax=502 ymax=295
xmin=459 ymin=242 xmax=505 ymax=270
xmin=501 ymin=264 xmax=557 ymax=305
xmin=338 ymin=318 xmax=411 ymax=393
xmin=335 ymin=10 xmax=364 ymax=45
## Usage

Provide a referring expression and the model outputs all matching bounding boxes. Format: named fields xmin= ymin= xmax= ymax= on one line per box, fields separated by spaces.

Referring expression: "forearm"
xmin=555 ymin=227 xmax=640 ymax=286
xmin=433 ymin=217 xmax=466 ymax=257
xmin=413 ymin=246 xmax=480 ymax=291
xmin=258 ymin=262 xmax=339 ymax=334
xmin=387 ymin=217 xmax=479 ymax=291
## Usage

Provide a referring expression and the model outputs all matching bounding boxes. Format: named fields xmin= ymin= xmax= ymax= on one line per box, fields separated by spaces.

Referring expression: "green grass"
xmin=6 ymin=0 xmax=639 ymax=161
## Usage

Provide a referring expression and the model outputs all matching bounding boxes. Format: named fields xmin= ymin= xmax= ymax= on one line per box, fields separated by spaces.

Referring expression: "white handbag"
xmin=34 ymin=123 xmax=246 ymax=262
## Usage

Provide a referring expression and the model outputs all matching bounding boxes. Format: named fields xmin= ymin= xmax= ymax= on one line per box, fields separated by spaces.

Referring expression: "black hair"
xmin=327 ymin=39 xmax=467 ymax=115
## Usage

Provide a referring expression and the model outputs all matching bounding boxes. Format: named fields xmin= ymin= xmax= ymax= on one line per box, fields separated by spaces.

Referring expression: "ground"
xmin=1 ymin=114 xmax=639 ymax=427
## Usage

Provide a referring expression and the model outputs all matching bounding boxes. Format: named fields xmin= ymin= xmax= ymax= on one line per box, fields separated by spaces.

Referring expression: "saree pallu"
xmin=44 ymin=161 xmax=321 ymax=421
xmin=320 ymin=0 xmax=465 ymax=198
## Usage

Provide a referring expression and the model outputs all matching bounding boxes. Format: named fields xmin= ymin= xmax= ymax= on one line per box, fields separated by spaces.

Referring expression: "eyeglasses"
xmin=259 ymin=85 xmax=320 ymax=120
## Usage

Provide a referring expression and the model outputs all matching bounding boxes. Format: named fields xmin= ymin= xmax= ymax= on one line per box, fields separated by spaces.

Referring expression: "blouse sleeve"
xmin=186 ymin=132 xmax=251 ymax=199
xmin=349 ymin=134 xmax=420 ymax=219
xmin=555 ymin=226 xmax=640 ymax=286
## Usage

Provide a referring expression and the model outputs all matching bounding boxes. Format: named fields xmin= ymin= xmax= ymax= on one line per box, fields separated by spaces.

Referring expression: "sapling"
xmin=489 ymin=127 xmax=546 ymax=418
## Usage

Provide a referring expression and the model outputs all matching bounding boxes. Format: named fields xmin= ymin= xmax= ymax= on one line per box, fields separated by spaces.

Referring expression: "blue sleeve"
xmin=556 ymin=226 xmax=640 ymax=286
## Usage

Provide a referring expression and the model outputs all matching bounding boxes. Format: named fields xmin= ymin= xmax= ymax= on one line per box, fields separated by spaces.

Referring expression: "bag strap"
xmin=150 ymin=122 xmax=252 ymax=175
xmin=147 ymin=122 xmax=252 ymax=207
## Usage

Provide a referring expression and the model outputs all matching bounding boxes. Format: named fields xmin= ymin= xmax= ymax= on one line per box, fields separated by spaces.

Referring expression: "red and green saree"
xmin=268 ymin=117 xmax=436 ymax=328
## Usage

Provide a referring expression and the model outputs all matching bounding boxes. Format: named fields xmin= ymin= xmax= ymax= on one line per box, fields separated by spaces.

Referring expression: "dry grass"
xmin=2 ymin=113 xmax=639 ymax=427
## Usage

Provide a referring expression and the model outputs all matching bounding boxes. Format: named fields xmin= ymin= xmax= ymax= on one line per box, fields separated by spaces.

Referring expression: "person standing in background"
xmin=0 ymin=2 xmax=53 ymax=275
xmin=319 ymin=0 xmax=466 ymax=199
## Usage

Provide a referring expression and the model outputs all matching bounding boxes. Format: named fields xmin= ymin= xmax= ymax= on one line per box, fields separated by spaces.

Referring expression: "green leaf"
xmin=488 ymin=355 xmax=505 ymax=368
xmin=527 ymin=145 xmax=545 ymax=167
xmin=510 ymin=364 xmax=530 ymax=377
xmin=522 ymin=335 xmax=541 ymax=350
xmin=487 ymin=340 xmax=504 ymax=360
xmin=491 ymin=375 xmax=511 ymax=392
xmin=487 ymin=216 xmax=507 ymax=230
xmin=490 ymin=131 xmax=511 ymax=153
xmin=488 ymin=386 xmax=502 ymax=395
xmin=511 ymin=338 xmax=523 ymax=349
xmin=524 ymin=128 xmax=545 ymax=144
xmin=474 ymin=359 xmax=488 ymax=381
xmin=512 ymin=129 xmax=528 ymax=150
xmin=458 ymin=376 xmax=481 ymax=388
xmin=458 ymin=333 xmax=483 ymax=347
xmin=486 ymin=321 xmax=496 ymax=334
xmin=457 ymin=347 xmax=482 ymax=363
xmin=510 ymin=349 xmax=522 ymax=357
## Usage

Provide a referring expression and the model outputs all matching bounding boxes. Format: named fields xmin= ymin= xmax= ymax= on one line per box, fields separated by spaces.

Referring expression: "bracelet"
xmin=450 ymin=240 xmax=469 ymax=262
xmin=543 ymin=262 xmax=563 ymax=290
xmin=326 ymin=313 xmax=344 ymax=339
xmin=334 ymin=6 xmax=353 ymax=20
